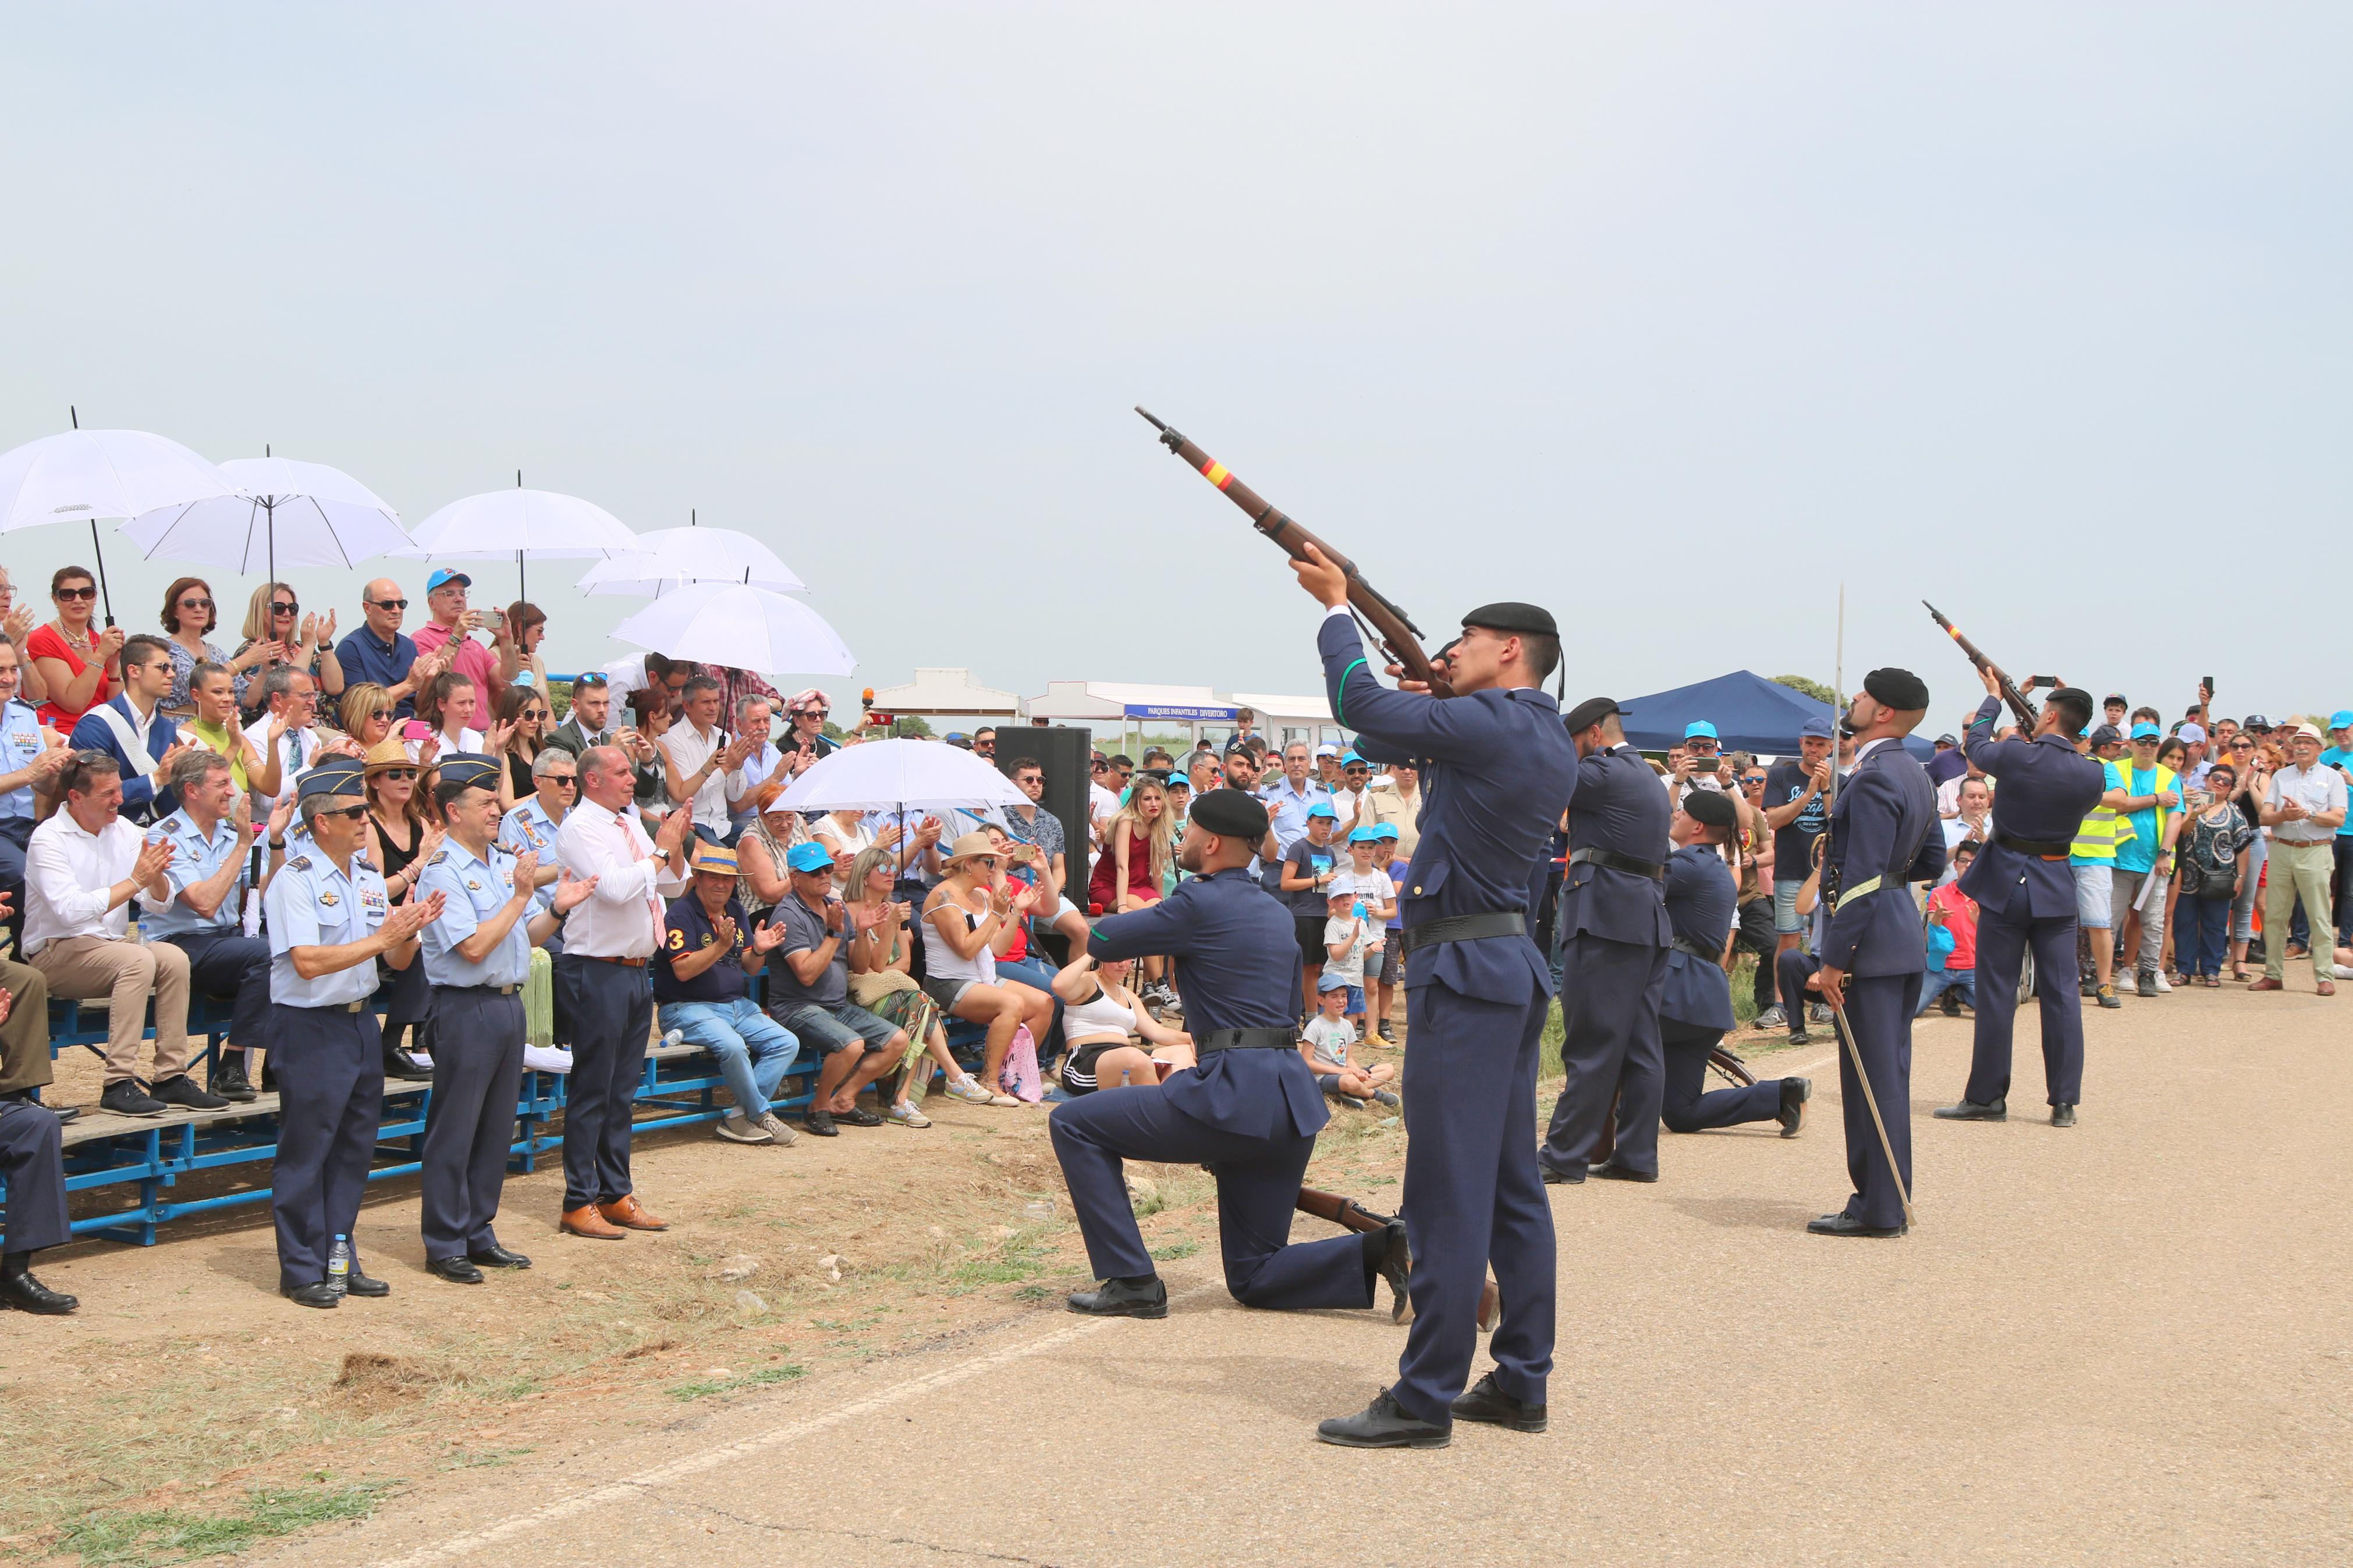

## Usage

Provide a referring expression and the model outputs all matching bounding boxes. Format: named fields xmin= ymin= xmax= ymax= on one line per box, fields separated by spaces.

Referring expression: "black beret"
xmin=1562 ymin=697 xmax=1624 ymax=734
xmin=1682 ymin=790 xmax=1739 ymax=829
xmin=1190 ymin=790 xmax=1269 ymax=842
xmin=1864 ymin=667 xmax=1930 ymax=712
xmin=435 ymin=752 xmax=504 ymax=793
xmin=1462 ymin=602 xmax=1558 ymax=638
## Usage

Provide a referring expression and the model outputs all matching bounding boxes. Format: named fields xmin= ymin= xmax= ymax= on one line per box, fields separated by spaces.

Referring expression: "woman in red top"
xmin=26 ymin=565 xmax=122 ymax=729
xmin=1088 ymin=777 xmax=1176 ymax=999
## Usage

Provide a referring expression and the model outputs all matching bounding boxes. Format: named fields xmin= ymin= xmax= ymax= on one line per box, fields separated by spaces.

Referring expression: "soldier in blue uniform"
xmin=416 ymin=756 xmax=592 ymax=1284
xmin=140 ymin=749 xmax=289 ymax=1105
xmin=1297 ymin=553 xmax=1578 ymax=1450
xmin=1049 ymin=788 xmax=1408 ymax=1327
xmin=1935 ymin=681 xmax=2107 ymax=1129
xmin=1809 ymin=669 xmax=1946 ymax=1238
xmin=1 ymin=967 xmax=76 ymax=1313
xmin=264 ymin=758 xmax=442 ymax=1306
xmin=1540 ymin=697 xmax=1673 ymax=1185
xmin=1652 ymin=791 xmax=1811 ymax=1146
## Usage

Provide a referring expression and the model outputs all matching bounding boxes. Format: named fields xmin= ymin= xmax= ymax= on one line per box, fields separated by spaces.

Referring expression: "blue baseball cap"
xmin=1799 ymin=716 xmax=1834 ymax=740
xmin=1305 ymin=802 xmax=1337 ymax=819
xmin=2329 ymin=710 xmax=2353 ymax=730
xmin=1369 ymin=822 xmax=1400 ymax=841
xmin=1166 ymin=772 xmax=1190 ymax=790
xmin=784 ymin=841 xmax=835 ymax=873
xmin=1684 ymin=720 xmax=1718 ymax=741
xmin=1317 ymin=974 xmax=1350 ymax=993
xmin=2130 ymin=722 xmax=2162 ymax=740
xmin=425 ymin=567 xmax=471 ymax=593
xmin=1341 ymin=751 xmax=1367 ymax=766
xmin=1346 ymin=825 xmax=1380 ymax=843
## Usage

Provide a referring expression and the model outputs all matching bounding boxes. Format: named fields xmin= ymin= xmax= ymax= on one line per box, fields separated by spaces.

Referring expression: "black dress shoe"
xmin=1786 ymin=1029 xmax=1812 ymax=1046
xmin=152 ymin=1074 xmax=230 ymax=1111
xmin=468 ymin=1245 xmax=533 ymax=1270
xmin=427 ymin=1256 xmax=484 ymax=1285
xmin=1538 ymin=1161 xmax=1585 ymax=1185
xmin=1940 ymin=993 xmax=1963 ymax=1017
xmin=1 ymin=1256 xmax=77 ymax=1315
xmin=1316 ymin=1387 xmax=1451 ymax=1449
xmin=382 ymin=1049 xmax=434 ymax=1082
xmin=345 ymin=1269 xmax=391 ymax=1298
xmin=99 ymin=1079 xmax=168 ymax=1117
xmin=1450 ymin=1371 xmax=1546 ymax=1432
xmin=1807 ymin=1213 xmax=1907 ymax=1238
xmin=1933 ymin=1097 xmax=2006 ymax=1121
xmin=282 ymin=1281 xmax=341 ymax=1309
xmin=1587 ymin=1161 xmax=1658 ymax=1183
xmin=803 ymin=1108 xmax=839 ymax=1137
xmin=1066 ymin=1275 xmax=1168 ymax=1318
xmin=1777 ymin=1077 xmax=1811 ymax=1138
xmin=1377 ymin=1221 xmax=1412 ymax=1323
xmin=2051 ymin=1103 xmax=2077 ymax=1128
xmin=210 ymin=1058 xmax=258 ymax=1103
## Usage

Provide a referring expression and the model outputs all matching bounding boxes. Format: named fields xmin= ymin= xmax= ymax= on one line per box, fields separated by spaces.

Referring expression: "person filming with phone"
xmin=409 ymin=570 xmax=520 ymax=705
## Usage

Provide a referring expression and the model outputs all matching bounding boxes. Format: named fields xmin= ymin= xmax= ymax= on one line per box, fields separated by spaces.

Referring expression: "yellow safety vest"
xmin=2071 ymin=759 xmax=2131 ymax=862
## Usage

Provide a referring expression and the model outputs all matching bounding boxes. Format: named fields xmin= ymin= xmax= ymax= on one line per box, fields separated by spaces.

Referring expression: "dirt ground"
xmin=8 ymin=975 xmax=2351 ymax=1566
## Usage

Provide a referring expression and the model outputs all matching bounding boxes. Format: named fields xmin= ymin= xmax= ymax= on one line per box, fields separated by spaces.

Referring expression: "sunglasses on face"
xmin=319 ymin=803 xmax=370 ymax=822
xmin=272 ymin=601 xmax=297 ymax=616
xmin=369 ymin=598 xmax=408 ymax=611
xmin=179 ymin=596 xmax=213 ymax=610
xmin=54 ymin=586 xmax=97 ymax=601
xmin=521 ymin=708 xmax=548 ymax=721
xmin=378 ymin=768 xmax=418 ymax=782
xmin=546 ymin=776 xmax=578 ymax=788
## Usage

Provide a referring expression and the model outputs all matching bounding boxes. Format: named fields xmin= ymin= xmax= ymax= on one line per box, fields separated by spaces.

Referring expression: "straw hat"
xmin=942 ymin=831 xmax=1002 ymax=866
xmin=362 ymin=738 xmax=415 ymax=774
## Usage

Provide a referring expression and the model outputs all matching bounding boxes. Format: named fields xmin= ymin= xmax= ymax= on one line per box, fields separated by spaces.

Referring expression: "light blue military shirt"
xmin=138 ymin=808 xmax=249 ymax=939
xmin=417 ymin=837 xmax=532 ymax=988
xmin=499 ymin=797 xmax=563 ymax=916
xmin=264 ymin=847 xmax=391 ymax=1007
xmin=0 ymin=699 xmax=46 ymax=822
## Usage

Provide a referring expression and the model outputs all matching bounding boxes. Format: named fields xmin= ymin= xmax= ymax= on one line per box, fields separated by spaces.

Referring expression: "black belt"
xmin=1995 ymin=830 xmax=2073 ymax=859
xmin=1670 ymin=935 xmax=1723 ymax=962
xmin=1399 ymin=911 xmax=1527 ymax=955
xmin=1569 ymin=846 xmax=1666 ymax=881
xmin=1196 ymin=1027 xmax=1298 ymax=1053
xmin=442 ymin=982 xmax=520 ymax=997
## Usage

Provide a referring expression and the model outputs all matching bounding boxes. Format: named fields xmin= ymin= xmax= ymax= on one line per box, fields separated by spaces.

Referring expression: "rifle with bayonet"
xmin=1923 ymin=600 xmax=2039 ymax=730
xmin=1135 ymin=407 xmax=1453 ymax=699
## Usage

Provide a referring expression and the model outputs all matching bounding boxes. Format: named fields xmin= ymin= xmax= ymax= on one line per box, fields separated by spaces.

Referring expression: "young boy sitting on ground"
xmin=1301 ymin=976 xmax=1398 ymax=1108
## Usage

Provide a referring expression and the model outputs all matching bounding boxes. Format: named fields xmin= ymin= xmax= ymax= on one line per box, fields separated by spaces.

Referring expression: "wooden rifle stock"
xmin=1923 ymin=600 xmax=2039 ymax=730
xmin=1295 ymin=1186 xmax=1500 ymax=1331
xmin=1136 ymin=408 xmax=1453 ymax=698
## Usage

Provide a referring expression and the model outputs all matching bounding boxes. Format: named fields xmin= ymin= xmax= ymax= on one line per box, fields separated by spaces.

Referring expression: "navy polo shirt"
xmin=335 ymin=625 xmax=420 ymax=717
xmin=654 ymin=893 xmax=752 ymax=1005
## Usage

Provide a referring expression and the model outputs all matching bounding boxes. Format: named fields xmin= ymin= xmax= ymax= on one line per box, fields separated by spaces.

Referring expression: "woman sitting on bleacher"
xmin=842 ymin=844 xmax=1008 ymax=1112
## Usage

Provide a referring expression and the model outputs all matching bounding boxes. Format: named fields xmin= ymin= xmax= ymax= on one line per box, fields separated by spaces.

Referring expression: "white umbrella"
xmin=0 ymin=421 xmax=247 ymax=624
xmin=396 ymin=482 xmax=639 ymax=602
xmin=575 ymin=523 xmax=807 ymax=598
xmin=608 ymin=582 xmax=854 ymax=677
xmin=120 ymin=453 xmax=408 ymax=579
xmin=775 ymin=738 xmax=1028 ymax=816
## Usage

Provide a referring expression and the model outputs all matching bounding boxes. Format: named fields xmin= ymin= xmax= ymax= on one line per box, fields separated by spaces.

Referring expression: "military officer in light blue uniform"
xmin=264 ymin=758 xmax=441 ymax=1307
xmin=0 ymin=635 xmax=68 ymax=943
xmin=416 ymin=756 xmax=590 ymax=1284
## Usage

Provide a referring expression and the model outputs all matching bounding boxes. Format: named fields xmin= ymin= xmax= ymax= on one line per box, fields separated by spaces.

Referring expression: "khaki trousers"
xmin=30 ymin=935 xmax=193 ymax=1085
xmin=0 ymin=952 xmax=52 ymax=1095
xmin=2263 ymin=841 xmax=2336 ymax=986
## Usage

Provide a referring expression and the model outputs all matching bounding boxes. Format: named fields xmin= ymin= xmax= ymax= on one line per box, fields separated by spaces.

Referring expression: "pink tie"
xmin=622 ymin=816 xmax=661 ymax=930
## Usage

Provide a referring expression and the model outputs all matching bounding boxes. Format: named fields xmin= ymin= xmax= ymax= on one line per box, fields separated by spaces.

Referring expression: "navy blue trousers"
xmin=267 ymin=1002 xmax=384 ymax=1291
xmin=1395 ymin=983 xmax=1555 ymax=1427
xmin=1540 ymin=933 xmax=1666 ymax=1176
xmin=170 ymin=931 xmax=271 ymax=1062
xmin=1776 ymin=947 xmax=1820 ymax=1023
xmin=421 ymin=987 xmax=526 ymax=1262
xmin=1965 ymin=906 xmax=2084 ymax=1108
xmin=1660 ymin=1019 xmax=1783 ymax=1133
xmin=0 ymin=1097 xmax=69 ymax=1253
xmin=1834 ymin=974 xmax=1919 ymax=1231
xmin=1048 ymin=1083 xmax=1379 ymax=1308
xmin=553 ymin=955 xmax=652 ymax=1210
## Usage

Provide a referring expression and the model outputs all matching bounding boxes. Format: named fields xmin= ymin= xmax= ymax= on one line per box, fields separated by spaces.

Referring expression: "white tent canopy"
xmin=864 ymin=667 xmax=1023 ymax=719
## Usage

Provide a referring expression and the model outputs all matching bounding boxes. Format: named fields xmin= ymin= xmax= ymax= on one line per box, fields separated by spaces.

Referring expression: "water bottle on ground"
xmin=328 ymin=1235 xmax=352 ymax=1297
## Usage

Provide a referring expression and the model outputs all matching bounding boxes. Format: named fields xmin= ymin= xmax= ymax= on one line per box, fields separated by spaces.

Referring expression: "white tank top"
xmin=1063 ymin=983 xmax=1137 ymax=1043
xmin=925 ymin=895 xmax=998 ymax=988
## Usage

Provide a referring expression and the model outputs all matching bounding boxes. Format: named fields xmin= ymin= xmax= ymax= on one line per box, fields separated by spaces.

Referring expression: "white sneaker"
xmin=2153 ymin=973 xmax=2173 ymax=993
xmin=522 ymin=1045 xmax=573 ymax=1075
xmin=943 ymin=1075 xmax=995 ymax=1105
xmin=754 ymin=1112 xmax=798 ymax=1146
xmin=715 ymin=1112 xmax=774 ymax=1145
xmin=885 ymin=1101 xmax=932 ymax=1128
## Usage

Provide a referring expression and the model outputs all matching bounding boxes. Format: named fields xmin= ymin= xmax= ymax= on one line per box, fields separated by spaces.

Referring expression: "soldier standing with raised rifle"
xmin=1809 ymin=669 xmax=1945 ymax=1238
xmin=1934 ymin=679 xmax=2107 ymax=1129
xmin=1297 ymin=552 xmax=1578 ymax=1450
xmin=1538 ymin=696 xmax=1673 ymax=1185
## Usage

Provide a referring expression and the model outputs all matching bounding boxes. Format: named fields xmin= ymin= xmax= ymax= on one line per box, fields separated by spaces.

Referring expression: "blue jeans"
xmin=1915 ymin=968 xmax=1977 ymax=1016
xmin=2181 ymin=893 xmax=2235 ymax=979
xmin=659 ymin=997 xmax=800 ymax=1118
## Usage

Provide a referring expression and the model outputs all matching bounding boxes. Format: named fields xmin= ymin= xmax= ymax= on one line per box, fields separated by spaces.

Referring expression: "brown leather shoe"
xmin=598 ymin=1195 xmax=669 ymax=1232
xmin=2320 ymin=981 xmax=2338 ymax=997
xmin=560 ymin=1204 xmax=627 ymax=1240
xmin=2248 ymin=977 xmax=2286 ymax=992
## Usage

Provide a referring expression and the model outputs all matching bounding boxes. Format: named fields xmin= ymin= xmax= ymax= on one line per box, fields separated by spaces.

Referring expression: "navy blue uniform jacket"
xmin=1820 ymin=741 xmax=1947 ymax=977
xmin=1318 ymin=615 xmax=1578 ymax=1006
xmin=1557 ymin=744 xmax=1673 ymax=949
xmin=1957 ymin=696 xmax=2108 ymax=920
xmin=1662 ymin=845 xmax=1737 ymax=1031
xmin=1088 ymin=866 xmax=1328 ymax=1140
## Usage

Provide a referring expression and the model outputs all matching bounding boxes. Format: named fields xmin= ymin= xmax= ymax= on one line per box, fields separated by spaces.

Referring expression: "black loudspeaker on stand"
xmin=993 ymin=727 xmax=1094 ymax=965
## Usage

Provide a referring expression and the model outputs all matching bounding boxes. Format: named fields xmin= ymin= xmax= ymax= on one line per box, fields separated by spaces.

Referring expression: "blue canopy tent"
xmin=1614 ymin=670 xmax=1933 ymax=759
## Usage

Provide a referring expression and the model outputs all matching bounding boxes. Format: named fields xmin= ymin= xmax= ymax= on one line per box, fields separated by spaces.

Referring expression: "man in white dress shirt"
xmin=659 ymin=674 xmax=758 ymax=846
xmin=23 ymin=752 xmax=204 ymax=1117
xmin=553 ymin=744 xmax=693 ymax=1239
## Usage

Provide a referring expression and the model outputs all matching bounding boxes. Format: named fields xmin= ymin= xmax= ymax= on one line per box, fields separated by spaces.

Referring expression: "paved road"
xmin=268 ymin=987 xmax=2353 ymax=1567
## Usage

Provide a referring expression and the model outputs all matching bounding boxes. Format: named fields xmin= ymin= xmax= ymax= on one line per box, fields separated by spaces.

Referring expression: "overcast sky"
xmin=5 ymin=5 xmax=2345 ymax=729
